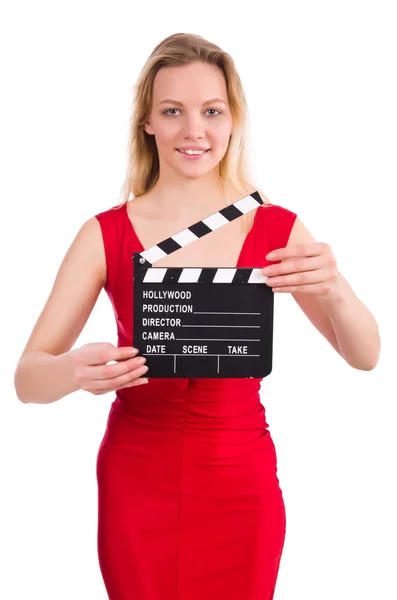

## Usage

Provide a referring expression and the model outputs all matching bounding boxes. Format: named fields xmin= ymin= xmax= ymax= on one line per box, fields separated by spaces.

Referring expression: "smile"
xmin=176 ymin=149 xmax=210 ymax=160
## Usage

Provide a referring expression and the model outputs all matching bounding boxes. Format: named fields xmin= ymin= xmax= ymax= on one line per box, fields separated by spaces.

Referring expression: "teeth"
xmin=178 ymin=149 xmax=206 ymax=155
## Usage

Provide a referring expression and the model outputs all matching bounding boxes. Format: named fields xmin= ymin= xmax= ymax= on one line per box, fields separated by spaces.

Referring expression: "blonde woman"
xmin=15 ymin=33 xmax=380 ymax=599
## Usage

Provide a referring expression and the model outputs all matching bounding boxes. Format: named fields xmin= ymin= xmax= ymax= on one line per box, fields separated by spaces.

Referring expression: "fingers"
xmin=80 ymin=344 xmax=139 ymax=367
xmin=105 ymin=345 xmax=140 ymax=365
xmin=75 ymin=344 xmax=151 ymax=395
xmin=119 ymin=373 xmax=149 ymax=390
xmin=105 ymin=362 xmax=149 ymax=390
xmin=91 ymin=354 xmax=148 ymax=382
xmin=114 ymin=346 xmax=139 ymax=360
xmin=281 ymin=255 xmax=323 ymax=274
xmin=88 ymin=360 xmax=149 ymax=393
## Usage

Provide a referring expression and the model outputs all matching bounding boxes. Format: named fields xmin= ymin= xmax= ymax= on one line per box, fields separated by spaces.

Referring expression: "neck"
xmin=147 ymin=173 xmax=228 ymax=221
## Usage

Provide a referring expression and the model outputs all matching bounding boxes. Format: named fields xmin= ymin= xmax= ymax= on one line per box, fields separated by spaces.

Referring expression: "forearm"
xmin=14 ymin=350 xmax=81 ymax=404
xmin=321 ymin=272 xmax=380 ymax=370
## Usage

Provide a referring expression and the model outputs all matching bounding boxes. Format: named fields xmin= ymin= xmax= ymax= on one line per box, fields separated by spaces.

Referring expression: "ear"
xmin=144 ymin=122 xmax=154 ymax=135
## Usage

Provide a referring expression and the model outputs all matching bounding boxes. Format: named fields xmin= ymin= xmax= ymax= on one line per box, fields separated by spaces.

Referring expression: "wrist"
xmin=320 ymin=272 xmax=349 ymax=306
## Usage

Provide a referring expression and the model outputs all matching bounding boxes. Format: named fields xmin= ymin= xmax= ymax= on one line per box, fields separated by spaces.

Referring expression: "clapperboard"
xmin=132 ymin=190 xmax=274 ymax=378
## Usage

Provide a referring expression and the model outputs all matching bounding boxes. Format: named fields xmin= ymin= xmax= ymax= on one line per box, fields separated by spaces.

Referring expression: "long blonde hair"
xmin=117 ymin=32 xmax=271 ymax=234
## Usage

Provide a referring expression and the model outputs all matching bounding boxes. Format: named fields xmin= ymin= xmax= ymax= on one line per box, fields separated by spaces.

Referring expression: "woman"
xmin=14 ymin=33 xmax=380 ymax=599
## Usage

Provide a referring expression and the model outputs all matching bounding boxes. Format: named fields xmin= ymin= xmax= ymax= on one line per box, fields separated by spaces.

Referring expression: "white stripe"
xmin=139 ymin=267 xmax=268 ymax=283
xmin=202 ymin=212 xmax=230 ymax=230
xmin=143 ymin=268 xmax=167 ymax=282
xmin=178 ymin=268 xmax=202 ymax=282
xmin=172 ymin=228 xmax=199 ymax=247
xmin=213 ymin=268 xmax=237 ymax=283
xmin=234 ymin=194 xmax=260 ymax=214
xmin=248 ymin=269 xmax=267 ymax=283
xmin=141 ymin=246 xmax=168 ymax=264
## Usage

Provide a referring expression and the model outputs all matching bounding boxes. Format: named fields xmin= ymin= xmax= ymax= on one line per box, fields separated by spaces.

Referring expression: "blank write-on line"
xmin=147 ymin=354 xmax=261 ymax=357
xmin=194 ymin=311 xmax=262 ymax=315
xmin=175 ymin=338 xmax=260 ymax=341
xmin=181 ymin=325 xmax=260 ymax=328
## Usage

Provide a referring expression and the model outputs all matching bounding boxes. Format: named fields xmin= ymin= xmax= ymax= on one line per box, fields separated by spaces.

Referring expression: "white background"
xmin=1 ymin=1 xmax=395 ymax=598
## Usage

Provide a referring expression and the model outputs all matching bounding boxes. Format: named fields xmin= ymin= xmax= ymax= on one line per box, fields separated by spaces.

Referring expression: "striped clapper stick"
xmin=132 ymin=191 xmax=274 ymax=378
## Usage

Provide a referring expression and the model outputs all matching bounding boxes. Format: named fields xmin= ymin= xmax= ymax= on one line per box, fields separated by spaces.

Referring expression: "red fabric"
xmin=95 ymin=201 xmax=297 ymax=599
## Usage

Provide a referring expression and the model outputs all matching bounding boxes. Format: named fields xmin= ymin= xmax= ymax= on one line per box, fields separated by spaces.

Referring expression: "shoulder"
xmin=94 ymin=203 xmax=127 ymax=247
xmin=65 ymin=204 xmax=125 ymax=290
xmin=73 ymin=216 xmax=108 ymax=287
xmin=260 ymin=203 xmax=317 ymax=247
xmin=286 ymin=215 xmax=317 ymax=247
xmin=257 ymin=202 xmax=298 ymax=232
xmin=258 ymin=202 xmax=298 ymax=244
xmin=73 ymin=215 xmax=105 ymax=247
xmin=260 ymin=206 xmax=318 ymax=253
xmin=93 ymin=202 xmax=129 ymax=288
xmin=95 ymin=202 xmax=126 ymax=223
xmin=259 ymin=202 xmax=297 ymax=220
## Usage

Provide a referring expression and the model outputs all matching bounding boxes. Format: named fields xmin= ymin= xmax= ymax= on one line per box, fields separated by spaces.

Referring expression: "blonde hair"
xmin=117 ymin=32 xmax=271 ymax=234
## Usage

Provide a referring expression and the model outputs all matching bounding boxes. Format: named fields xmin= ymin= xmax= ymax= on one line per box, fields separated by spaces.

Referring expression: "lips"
xmin=176 ymin=149 xmax=210 ymax=153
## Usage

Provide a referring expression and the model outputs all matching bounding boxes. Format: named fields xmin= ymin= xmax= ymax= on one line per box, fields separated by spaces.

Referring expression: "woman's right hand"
xmin=72 ymin=342 xmax=149 ymax=395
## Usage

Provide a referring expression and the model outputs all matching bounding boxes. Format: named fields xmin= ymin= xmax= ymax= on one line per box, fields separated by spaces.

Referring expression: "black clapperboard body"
xmin=132 ymin=191 xmax=274 ymax=378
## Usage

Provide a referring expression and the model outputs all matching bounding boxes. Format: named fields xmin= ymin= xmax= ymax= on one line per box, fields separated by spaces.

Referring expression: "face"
xmin=144 ymin=62 xmax=233 ymax=178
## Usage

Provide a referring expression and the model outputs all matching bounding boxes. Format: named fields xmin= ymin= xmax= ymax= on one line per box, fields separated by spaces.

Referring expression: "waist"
xmin=114 ymin=378 xmax=268 ymax=432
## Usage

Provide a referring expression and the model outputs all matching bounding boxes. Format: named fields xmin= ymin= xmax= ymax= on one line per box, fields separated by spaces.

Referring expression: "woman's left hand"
xmin=261 ymin=242 xmax=341 ymax=297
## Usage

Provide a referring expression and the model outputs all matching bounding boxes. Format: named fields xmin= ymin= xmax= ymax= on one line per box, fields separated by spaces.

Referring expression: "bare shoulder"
xmin=60 ymin=215 xmax=107 ymax=288
xmin=287 ymin=215 xmax=317 ymax=246
xmin=78 ymin=216 xmax=107 ymax=285
xmin=18 ymin=216 xmax=106 ymax=360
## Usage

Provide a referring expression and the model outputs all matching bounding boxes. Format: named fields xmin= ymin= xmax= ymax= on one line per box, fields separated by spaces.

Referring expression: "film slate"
xmin=132 ymin=191 xmax=274 ymax=378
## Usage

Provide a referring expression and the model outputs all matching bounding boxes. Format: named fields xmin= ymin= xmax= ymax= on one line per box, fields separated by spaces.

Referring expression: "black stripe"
xmin=163 ymin=268 xmax=184 ymax=283
xmin=157 ymin=237 xmax=182 ymax=255
xmin=197 ymin=268 xmax=218 ymax=283
xmin=188 ymin=221 xmax=213 ymax=237
xmin=250 ymin=190 xmax=264 ymax=204
xmin=219 ymin=204 xmax=243 ymax=221
xmin=232 ymin=268 xmax=252 ymax=283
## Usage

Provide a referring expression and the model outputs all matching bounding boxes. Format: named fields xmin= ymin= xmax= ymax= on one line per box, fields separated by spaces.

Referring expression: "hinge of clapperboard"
xmin=132 ymin=190 xmax=268 ymax=284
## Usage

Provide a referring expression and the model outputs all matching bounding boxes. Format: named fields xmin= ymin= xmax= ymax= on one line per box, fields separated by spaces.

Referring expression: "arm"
xmin=315 ymin=271 xmax=380 ymax=371
xmin=14 ymin=217 xmax=107 ymax=404
xmin=285 ymin=217 xmax=380 ymax=370
xmin=15 ymin=351 xmax=81 ymax=404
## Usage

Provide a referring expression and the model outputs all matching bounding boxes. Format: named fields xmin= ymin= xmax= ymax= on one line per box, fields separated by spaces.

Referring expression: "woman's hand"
xmin=72 ymin=342 xmax=149 ymax=395
xmin=262 ymin=242 xmax=341 ymax=298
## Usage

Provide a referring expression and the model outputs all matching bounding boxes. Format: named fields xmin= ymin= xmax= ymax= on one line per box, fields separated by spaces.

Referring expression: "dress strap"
xmin=265 ymin=204 xmax=298 ymax=258
xmin=95 ymin=204 xmax=125 ymax=291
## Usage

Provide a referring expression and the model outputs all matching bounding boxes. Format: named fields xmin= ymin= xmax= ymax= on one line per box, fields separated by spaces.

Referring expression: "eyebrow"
xmin=158 ymin=97 xmax=228 ymax=106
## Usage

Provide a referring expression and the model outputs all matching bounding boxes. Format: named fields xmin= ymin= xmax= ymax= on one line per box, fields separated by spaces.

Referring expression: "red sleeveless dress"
xmin=95 ymin=201 xmax=297 ymax=600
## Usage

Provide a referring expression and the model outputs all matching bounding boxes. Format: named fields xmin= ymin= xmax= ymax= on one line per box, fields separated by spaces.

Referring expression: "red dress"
xmin=95 ymin=201 xmax=297 ymax=600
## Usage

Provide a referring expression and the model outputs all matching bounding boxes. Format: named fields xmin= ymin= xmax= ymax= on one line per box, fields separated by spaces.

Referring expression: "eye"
xmin=163 ymin=108 xmax=222 ymax=116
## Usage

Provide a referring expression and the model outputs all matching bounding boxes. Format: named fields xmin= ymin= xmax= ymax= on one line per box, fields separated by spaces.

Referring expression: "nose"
xmin=180 ymin=111 xmax=206 ymax=138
